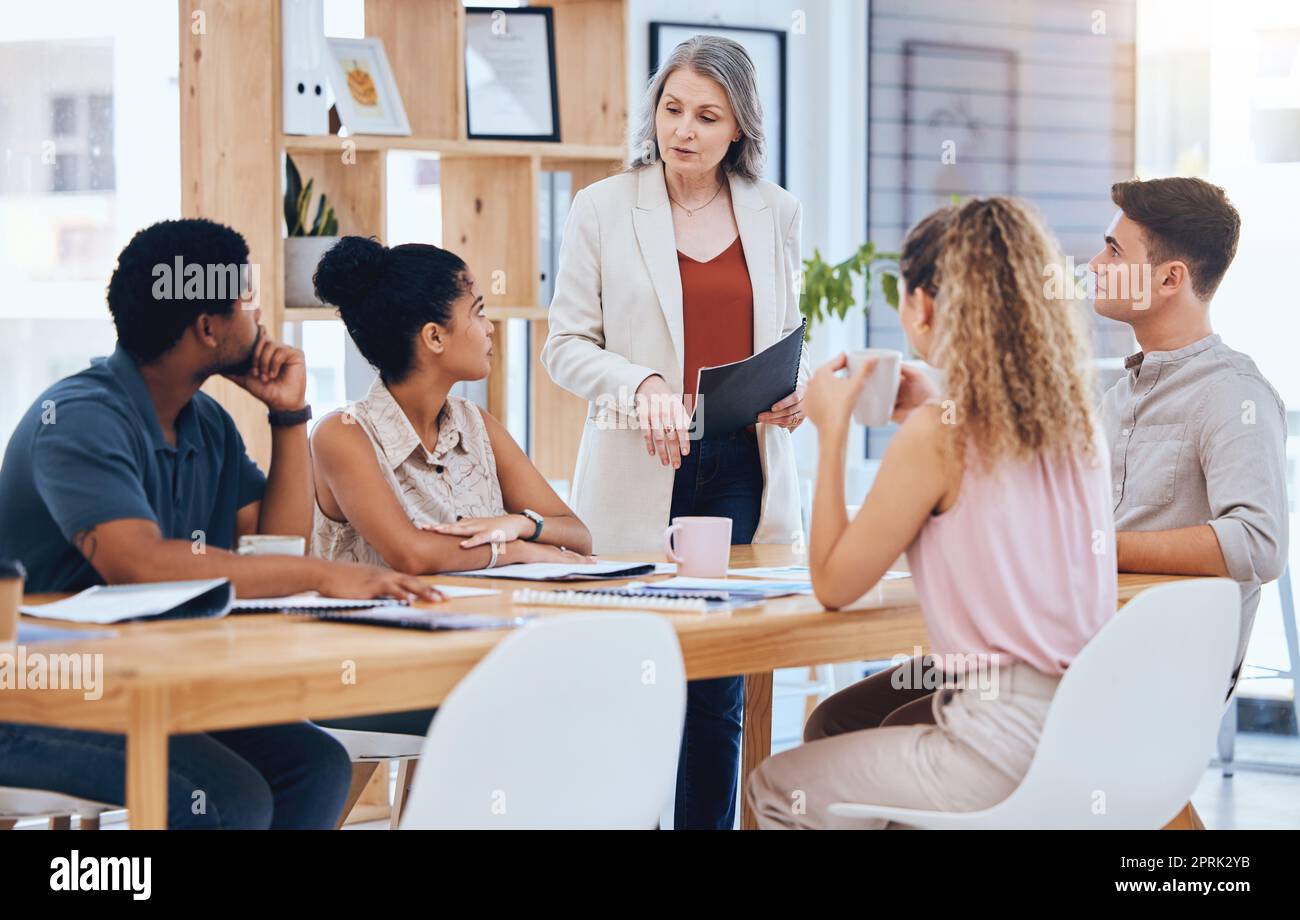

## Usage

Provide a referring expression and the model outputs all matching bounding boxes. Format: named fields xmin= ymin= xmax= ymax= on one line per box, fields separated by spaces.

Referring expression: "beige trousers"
xmin=747 ymin=658 xmax=1059 ymax=829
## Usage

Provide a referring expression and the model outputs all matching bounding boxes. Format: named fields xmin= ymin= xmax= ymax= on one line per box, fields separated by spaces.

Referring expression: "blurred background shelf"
xmin=283 ymin=305 xmax=550 ymax=323
xmin=181 ymin=0 xmax=627 ymax=481
xmin=281 ymin=133 xmax=626 ymax=163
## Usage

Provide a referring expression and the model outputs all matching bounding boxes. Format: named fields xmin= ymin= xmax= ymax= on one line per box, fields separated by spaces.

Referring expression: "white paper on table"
xmin=428 ymin=584 xmax=500 ymax=599
xmin=728 ymin=566 xmax=909 ymax=581
xmin=651 ymin=577 xmax=813 ymax=597
xmin=727 ymin=565 xmax=810 ymax=579
xmin=234 ymin=584 xmax=499 ymax=611
xmin=22 ymin=579 xmax=230 ymax=624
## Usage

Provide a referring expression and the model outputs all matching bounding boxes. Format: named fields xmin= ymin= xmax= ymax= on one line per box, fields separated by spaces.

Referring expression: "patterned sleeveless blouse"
xmin=312 ymin=378 xmax=505 ymax=568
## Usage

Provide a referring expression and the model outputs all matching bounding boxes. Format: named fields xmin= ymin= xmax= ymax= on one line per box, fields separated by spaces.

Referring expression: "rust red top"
xmin=678 ymin=236 xmax=754 ymax=401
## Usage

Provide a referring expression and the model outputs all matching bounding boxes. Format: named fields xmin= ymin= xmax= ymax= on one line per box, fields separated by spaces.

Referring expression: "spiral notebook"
xmin=694 ymin=319 xmax=805 ymax=437
xmin=512 ymin=586 xmax=765 ymax=613
xmin=231 ymin=595 xmax=409 ymax=613
xmin=300 ymin=608 xmax=529 ymax=631
xmin=448 ymin=561 xmax=658 ymax=581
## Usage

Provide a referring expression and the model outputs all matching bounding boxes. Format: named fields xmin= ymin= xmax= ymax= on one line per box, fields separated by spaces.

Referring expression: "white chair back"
xmin=0 ymin=787 xmax=115 ymax=820
xmin=996 ymin=578 xmax=1239 ymax=827
xmin=400 ymin=612 xmax=686 ymax=829
xmin=830 ymin=578 xmax=1240 ymax=828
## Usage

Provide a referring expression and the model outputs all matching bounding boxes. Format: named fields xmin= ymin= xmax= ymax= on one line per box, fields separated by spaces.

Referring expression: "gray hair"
xmin=629 ymin=35 xmax=766 ymax=182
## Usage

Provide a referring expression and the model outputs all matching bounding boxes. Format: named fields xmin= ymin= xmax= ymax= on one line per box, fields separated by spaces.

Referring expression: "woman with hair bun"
xmin=309 ymin=236 xmax=593 ymax=576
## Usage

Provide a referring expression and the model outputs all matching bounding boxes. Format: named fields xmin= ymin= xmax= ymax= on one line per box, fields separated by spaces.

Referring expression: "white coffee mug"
xmin=846 ymin=349 xmax=903 ymax=427
xmin=237 ymin=534 xmax=307 ymax=557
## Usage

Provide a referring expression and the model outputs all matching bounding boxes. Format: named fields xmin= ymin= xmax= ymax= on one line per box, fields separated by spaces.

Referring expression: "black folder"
xmin=692 ymin=320 xmax=805 ymax=438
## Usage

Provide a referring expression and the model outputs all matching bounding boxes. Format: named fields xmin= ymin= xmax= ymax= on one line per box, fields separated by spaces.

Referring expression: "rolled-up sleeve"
xmin=1201 ymin=377 xmax=1289 ymax=586
xmin=542 ymin=188 xmax=659 ymax=411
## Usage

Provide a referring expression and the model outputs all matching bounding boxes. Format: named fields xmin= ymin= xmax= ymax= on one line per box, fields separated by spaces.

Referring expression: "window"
xmin=864 ymin=0 xmax=1138 ymax=457
xmin=50 ymin=95 xmax=77 ymax=135
xmin=1137 ymin=0 xmax=1300 ymax=688
xmin=0 ymin=2 xmax=180 ymax=444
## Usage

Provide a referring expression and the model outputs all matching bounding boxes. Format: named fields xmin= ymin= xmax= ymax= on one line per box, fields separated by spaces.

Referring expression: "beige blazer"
xmin=542 ymin=162 xmax=809 ymax=555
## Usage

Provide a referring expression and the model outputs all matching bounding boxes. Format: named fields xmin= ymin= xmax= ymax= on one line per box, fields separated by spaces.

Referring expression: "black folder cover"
xmin=693 ymin=320 xmax=805 ymax=437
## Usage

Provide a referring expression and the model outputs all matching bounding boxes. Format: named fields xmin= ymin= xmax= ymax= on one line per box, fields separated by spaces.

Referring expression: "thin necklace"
xmin=668 ymin=182 xmax=723 ymax=217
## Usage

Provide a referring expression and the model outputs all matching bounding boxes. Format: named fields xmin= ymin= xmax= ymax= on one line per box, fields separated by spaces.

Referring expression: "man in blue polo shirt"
xmin=0 ymin=219 xmax=438 ymax=829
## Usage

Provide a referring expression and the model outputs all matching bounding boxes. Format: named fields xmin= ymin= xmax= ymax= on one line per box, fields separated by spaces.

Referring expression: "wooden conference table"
xmin=2 ymin=545 xmax=1184 ymax=830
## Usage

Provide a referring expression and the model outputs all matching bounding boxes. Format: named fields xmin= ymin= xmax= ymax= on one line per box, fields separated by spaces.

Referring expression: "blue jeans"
xmin=670 ymin=427 xmax=763 ymax=830
xmin=0 ymin=720 xmax=353 ymax=829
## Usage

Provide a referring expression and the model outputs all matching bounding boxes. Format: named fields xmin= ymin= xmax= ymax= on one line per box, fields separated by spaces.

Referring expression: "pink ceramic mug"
xmin=663 ymin=516 xmax=733 ymax=577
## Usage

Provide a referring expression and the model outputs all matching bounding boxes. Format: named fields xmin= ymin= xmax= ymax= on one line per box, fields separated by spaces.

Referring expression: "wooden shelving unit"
xmin=281 ymin=134 xmax=625 ymax=160
xmin=179 ymin=0 xmax=627 ymax=481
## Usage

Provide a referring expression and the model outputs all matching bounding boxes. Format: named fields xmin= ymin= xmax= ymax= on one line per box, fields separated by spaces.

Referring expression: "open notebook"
xmin=21 ymin=579 xmax=235 ymax=625
xmin=447 ymin=561 xmax=660 ymax=581
xmin=20 ymin=580 xmax=449 ymax=624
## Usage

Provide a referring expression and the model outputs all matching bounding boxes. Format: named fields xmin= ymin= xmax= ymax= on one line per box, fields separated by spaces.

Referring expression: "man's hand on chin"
xmin=224 ymin=326 xmax=308 ymax=411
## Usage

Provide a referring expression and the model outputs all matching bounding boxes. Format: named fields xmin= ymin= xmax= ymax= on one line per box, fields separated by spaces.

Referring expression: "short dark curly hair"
xmin=106 ymin=219 xmax=251 ymax=363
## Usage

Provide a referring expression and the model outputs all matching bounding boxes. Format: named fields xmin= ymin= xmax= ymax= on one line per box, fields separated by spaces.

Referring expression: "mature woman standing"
xmin=542 ymin=36 xmax=807 ymax=830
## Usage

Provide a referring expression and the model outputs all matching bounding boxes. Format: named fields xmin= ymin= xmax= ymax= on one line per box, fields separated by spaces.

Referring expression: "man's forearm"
xmin=1116 ymin=525 xmax=1231 ymax=577
xmin=107 ymin=539 xmax=330 ymax=597
xmin=259 ymin=422 xmax=314 ymax=540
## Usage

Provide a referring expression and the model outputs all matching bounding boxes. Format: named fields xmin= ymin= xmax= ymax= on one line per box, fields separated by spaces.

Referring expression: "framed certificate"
xmin=464 ymin=6 xmax=561 ymax=142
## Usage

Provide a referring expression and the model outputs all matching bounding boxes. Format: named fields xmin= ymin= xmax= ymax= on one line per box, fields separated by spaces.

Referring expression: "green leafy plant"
xmin=799 ymin=242 xmax=900 ymax=340
xmin=284 ymin=155 xmax=338 ymax=237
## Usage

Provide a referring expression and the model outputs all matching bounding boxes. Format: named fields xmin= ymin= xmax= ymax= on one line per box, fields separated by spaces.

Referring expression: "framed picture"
xmin=464 ymin=6 xmax=561 ymax=142
xmin=649 ymin=22 xmax=787 ymax=187
xmin=325 ymin=36 xmax=410 ymax=136
xmin=901 ymin=41 xmax=1019 ymax=226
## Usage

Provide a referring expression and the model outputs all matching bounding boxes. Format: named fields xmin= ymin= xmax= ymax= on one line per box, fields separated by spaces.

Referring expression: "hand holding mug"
xmin=892 ymin=362 xmax=940 ymax=423
xmin=803 ymin=353 xmax=873 ymax=433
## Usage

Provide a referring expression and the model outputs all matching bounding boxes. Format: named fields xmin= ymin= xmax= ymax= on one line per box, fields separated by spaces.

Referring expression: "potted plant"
xmin=283 ymin=154 xmax=340 ymax=309
xmin=799 ymin=242 xmax=900 ymax=340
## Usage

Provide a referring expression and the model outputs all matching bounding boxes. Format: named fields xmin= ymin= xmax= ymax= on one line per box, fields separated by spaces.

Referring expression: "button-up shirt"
xmin=1100 ymin=334 xmax=1288 ymax=666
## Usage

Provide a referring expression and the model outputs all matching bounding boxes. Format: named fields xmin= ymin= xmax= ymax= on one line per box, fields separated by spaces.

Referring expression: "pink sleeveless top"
xmin=906 ymin=430 xmax=1117 ymax=675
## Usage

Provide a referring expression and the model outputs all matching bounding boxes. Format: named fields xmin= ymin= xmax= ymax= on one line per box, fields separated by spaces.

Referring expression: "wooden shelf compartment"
xmin=282 ymin=133 xmax=626 ymax=163
xmin=182 ymin=0 xmax=629 ymax=482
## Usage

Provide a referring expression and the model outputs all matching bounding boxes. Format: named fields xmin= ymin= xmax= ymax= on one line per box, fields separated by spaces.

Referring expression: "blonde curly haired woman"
xmin=747 ymin=198 xmax=1118 ymax=829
